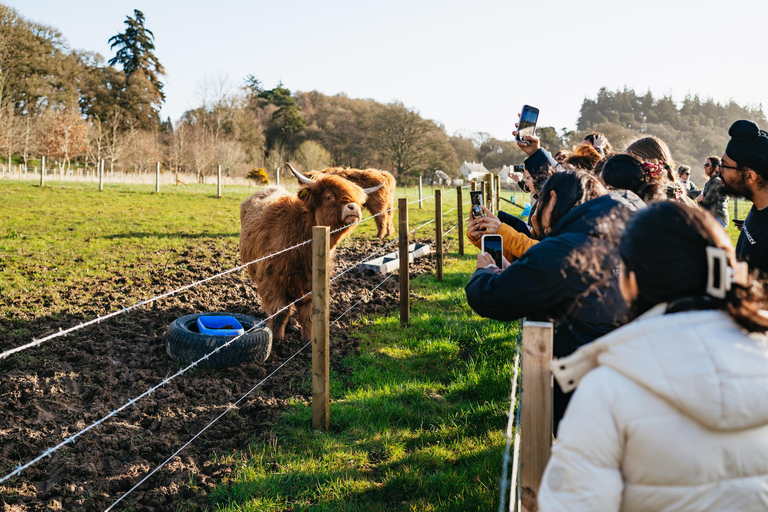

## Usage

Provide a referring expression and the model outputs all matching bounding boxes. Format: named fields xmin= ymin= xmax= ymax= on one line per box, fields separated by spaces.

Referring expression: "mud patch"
xmin=0 ymin=237 xmax=439 ymax=511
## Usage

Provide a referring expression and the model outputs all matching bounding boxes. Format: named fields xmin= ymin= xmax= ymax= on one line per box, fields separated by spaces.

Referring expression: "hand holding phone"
xmin=481 ymin=234 xmax=504 ymax=268
xmin=515 ymin=105 xmax=539 ymax=145
xmin=470 ymin=190 xmax=485 ymax=219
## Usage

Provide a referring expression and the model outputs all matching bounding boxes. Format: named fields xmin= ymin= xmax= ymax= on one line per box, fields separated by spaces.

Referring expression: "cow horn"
xmin=362 ymin=182 xmax=384 ymax=194
xmin=286 ymin=162 xmax=313 ymax=185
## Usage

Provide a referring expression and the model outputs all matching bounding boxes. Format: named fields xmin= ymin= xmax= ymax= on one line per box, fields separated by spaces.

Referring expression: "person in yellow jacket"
xmin=467 ymin=205 xmax=539 ymax=262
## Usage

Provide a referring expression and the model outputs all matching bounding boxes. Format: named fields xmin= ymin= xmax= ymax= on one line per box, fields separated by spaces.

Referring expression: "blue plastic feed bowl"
xmin=197 ymin=315 xmax=245 ymax=336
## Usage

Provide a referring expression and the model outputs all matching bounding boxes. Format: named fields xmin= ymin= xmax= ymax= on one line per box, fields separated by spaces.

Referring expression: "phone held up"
xmin=515 ymin=105 xmax=539 ymax=146
xmin=470 ymin=190 xmax=485 ymax=219
xmin=481 ymin=234 xmax=504 ymax=268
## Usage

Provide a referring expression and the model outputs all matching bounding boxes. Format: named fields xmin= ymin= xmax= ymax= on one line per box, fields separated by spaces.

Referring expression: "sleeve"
xmin=466 ymin=229 xmax=482 ymax=250
xmin=524 ymin=148 xmax=557 ymax=173
xmin=538 ymin=368 xmax=624 ymax=512
xmin=465 ymin=241 xmax=568 ymax=321
xmin=700 ymin=178 xmax=722 ymax=207
xmin=497 ymin=223 xmax=538 ymax=260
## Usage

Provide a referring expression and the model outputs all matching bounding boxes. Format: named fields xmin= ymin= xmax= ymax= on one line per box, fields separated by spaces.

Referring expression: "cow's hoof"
xmin=165 ymin=312 xmax=272 ymax=368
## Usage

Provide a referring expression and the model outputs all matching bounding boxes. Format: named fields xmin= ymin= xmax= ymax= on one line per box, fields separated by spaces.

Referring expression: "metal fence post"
xmin=419 ymin=176 xmax=423 ymax=209
xmin=156 ymin=162 xmax=161 ymax=193
xmin=40 ymin=156 xmax=46 ymax=187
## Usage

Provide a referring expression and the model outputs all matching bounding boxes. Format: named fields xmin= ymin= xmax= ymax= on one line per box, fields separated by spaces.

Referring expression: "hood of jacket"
xmin=553 ymin=306 xmax=768 ymax=431
xmin=547 ymin=192 xmax=643 ymax=240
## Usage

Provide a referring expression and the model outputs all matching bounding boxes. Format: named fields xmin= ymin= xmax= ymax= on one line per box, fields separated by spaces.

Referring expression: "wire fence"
xmin=498 ymin=333 xmax=522 ymax=512
xmin=105 ymin=270 xmax=398 ymax=510
xmin=1 ymin=186 xmax=468 ymax=499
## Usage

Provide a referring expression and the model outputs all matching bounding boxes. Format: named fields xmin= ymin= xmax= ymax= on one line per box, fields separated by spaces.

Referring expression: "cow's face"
xmin=298 ymin=175 xmax=367 ymax=228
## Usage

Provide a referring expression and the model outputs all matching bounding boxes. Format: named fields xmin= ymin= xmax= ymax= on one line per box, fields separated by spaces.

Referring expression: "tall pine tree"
xmin=108 ymin=9 xmax=165 ymax=129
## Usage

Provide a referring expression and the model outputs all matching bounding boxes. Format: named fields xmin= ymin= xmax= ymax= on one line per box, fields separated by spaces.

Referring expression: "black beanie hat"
xmin=725 ymin=120 xmax=768 ymax=176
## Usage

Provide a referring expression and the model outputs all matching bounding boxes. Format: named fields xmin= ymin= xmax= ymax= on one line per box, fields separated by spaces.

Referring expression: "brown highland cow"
xmin=305 ymin=167 xmax=397 ymax=239
xmin=239 ymin=164 xmax=382 ymax=342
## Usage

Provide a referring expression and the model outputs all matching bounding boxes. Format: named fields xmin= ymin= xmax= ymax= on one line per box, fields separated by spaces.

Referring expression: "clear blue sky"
xmin=9 ymin=0 xmax=768 ymax=140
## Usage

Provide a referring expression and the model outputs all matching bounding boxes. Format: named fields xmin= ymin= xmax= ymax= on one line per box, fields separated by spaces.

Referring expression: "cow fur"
xmin=306 ymin=167 xmax=397 ymax=239
xmin=239 ymin=175 xmax=368 ymax=342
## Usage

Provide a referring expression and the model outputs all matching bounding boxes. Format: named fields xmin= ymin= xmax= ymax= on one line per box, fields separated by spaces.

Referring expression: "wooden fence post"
xmin=156 ymin=162 xmax=161 ymax=193
xmin=495 ymin=174 xmax=501 ymax=212
xmin=419 ymin=176 xmax=423 ymax=209
xmin=99 ymin=159 xmax=104 ymax=191
xmin=217 ymin=165 xmax=222 ymax=197
xmin=457 ymin=186 xmax=464 ymax=256
xmin=471 ymin=181 xmax=477 ymax=192
xmin=435 ymin=189 xmax=443 ymax=281
xmin=40 ymin=156 xmax=45 ymax=187
xmin=312 ymin=226 xmax=330 ymax=431
xmin=399 ymin=198 xmax=410 ymax=326
xmin=520 ymin=320 xmax=554 ymax=512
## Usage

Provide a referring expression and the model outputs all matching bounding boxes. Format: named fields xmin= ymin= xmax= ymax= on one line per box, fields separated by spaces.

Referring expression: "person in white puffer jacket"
xmin=538 ymin=201 xmax=768 ymax=512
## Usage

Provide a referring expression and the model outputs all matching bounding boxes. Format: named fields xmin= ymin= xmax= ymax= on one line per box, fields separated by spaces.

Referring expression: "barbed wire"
xmin=0 ymin=240 xmax=313 ymax=361
xmin=0 ymin=217 xmax=412 ymax=485
xmin=1 ymin=202 xmax=406 ymax=362
xmin=331 ymin=239 xmax=399 ymax=283
xmin=409 ymin=218 xmax=436 ymax=234
xmin=498 ymin=333 xmax=522 ymax=512
xmin=105 ymin=271 xmax=396 ymax=510
xmin=0 ymin=289 xmax=312 ymax=485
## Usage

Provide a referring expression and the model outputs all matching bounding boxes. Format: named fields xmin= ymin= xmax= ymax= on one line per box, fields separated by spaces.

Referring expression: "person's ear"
xmin=619 ymin=269 xmax=639 ymax=305
xmin=745 ymin=168 xmax=758 ymax=185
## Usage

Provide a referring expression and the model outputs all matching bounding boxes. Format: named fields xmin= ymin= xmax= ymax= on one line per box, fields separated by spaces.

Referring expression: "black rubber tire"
xmin=165 ymin=312 xmax=272 ymax=368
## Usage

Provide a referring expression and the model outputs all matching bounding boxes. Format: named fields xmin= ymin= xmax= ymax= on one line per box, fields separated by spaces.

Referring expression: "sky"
xmin=8 ymin=0 xmax=768 ymax=140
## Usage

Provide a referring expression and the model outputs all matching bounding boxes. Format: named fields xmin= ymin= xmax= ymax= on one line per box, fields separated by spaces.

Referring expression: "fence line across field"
xmin=0 ymin=202 xmax=403 ymax=362
xmin=498 ymin=335 xmax=522 ymax=512
xmin=105 ymin=270 xmax=398 ymax=511
xmin=0 ymin=204 xmax=436 ymax=484
xmin=0 ymin=288 xmax=314 ymax=485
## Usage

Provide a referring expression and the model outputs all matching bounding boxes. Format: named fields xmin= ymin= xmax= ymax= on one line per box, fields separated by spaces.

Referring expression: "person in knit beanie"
xmin=721 ymin=119 xmax=768 ymax=275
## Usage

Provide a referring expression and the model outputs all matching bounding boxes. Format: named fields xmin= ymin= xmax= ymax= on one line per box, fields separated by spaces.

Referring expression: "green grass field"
xmin=0 ymin=177 xmax=748 ymax=511
xmin=1 ymin=178 xmax=516 ymax=511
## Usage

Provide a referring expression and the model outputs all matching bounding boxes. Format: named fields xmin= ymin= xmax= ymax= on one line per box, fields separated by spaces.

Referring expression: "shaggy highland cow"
xmin=305 ymin=167 xmax=397 ymax=239
xmin=239 ymin=164 xmax=383 ymax=342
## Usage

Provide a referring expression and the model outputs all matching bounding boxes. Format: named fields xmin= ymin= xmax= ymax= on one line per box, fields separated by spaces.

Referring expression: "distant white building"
xmin=459 ymin=161 xmax=488 ymax=182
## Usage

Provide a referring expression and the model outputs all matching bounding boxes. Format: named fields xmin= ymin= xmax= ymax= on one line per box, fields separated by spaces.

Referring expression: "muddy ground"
xmin=0 ymin=237 xmax=439 ymax=511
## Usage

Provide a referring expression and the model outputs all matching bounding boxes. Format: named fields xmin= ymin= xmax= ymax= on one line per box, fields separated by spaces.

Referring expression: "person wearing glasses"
xmin=677 ymin=165 xmax=699 ymax=199
xmin=696 ymin=156 xmax=729 ymax=227
xmin=719 ymin=120 xmax=768 ymax=275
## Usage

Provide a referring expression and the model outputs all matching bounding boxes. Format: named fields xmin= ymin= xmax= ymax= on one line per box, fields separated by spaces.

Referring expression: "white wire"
xmin=0 ymin=239 xmax=311 ymax=361
xmin=105 ymin=272 xmax=395 ymax=511
xmin=331 ymin=239 xmax=399 ymax=283
xmin=443 ymin=225 xmax=458 ymax=237
xmin=0 ymin=291 xmax=311 ymax=485
xmin=409 ymin=218 xmax=435 ymax=234
xmin=498 ymin=335 xmax=522 ymax=512
xmin=2 ymin=202 xmax=401 ymax=362
xmin=0 ymin=225 xmax=405 ymax=484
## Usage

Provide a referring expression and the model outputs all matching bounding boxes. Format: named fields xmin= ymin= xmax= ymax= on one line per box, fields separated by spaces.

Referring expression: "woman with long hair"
xmin=625 ymin=136 xmax=697 ymax=206
xmin=697 ymin=155 xmax=730 ymax=227
xmin=538 ymin=202 xmax=768 ymax=511
xmin=466 ymin=170 xmax=641 ymax=431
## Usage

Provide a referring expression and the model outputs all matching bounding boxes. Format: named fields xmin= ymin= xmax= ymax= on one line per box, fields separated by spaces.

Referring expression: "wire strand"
xmin=0 ymin=290 xmax=311 ymax=485
xmin=105 ymin=271 xmax=396 ymax=510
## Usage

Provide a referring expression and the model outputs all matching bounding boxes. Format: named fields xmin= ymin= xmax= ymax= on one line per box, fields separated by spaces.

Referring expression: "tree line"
xmin=1 ymin=4 xmax=765 ymax=185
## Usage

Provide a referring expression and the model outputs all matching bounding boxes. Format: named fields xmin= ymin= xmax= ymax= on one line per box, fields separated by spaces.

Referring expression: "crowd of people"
xmin=463 ymin=119 xmax=768 ymax=511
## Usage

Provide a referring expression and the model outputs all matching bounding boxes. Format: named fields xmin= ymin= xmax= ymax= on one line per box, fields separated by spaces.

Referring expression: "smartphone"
xmin=481 ymin=234 xmax=503 ymax=268
xmin=470 ymin=190 xmax=485 ymax=219
xmin=515 ymin=105 xmax=539 ymax=145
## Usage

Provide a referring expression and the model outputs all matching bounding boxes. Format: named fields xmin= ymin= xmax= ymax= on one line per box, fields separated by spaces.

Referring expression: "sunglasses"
xmin=703 ymin=163 xmax=712 ymax=167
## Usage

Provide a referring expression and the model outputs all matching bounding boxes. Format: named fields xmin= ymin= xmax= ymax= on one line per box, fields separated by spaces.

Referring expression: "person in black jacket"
xmin=465 ymin=170 xmax=644 ymax=433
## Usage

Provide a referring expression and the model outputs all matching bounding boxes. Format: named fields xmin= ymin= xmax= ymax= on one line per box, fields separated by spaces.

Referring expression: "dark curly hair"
xmin=600 ymin=153 xmax=667 ymax=203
